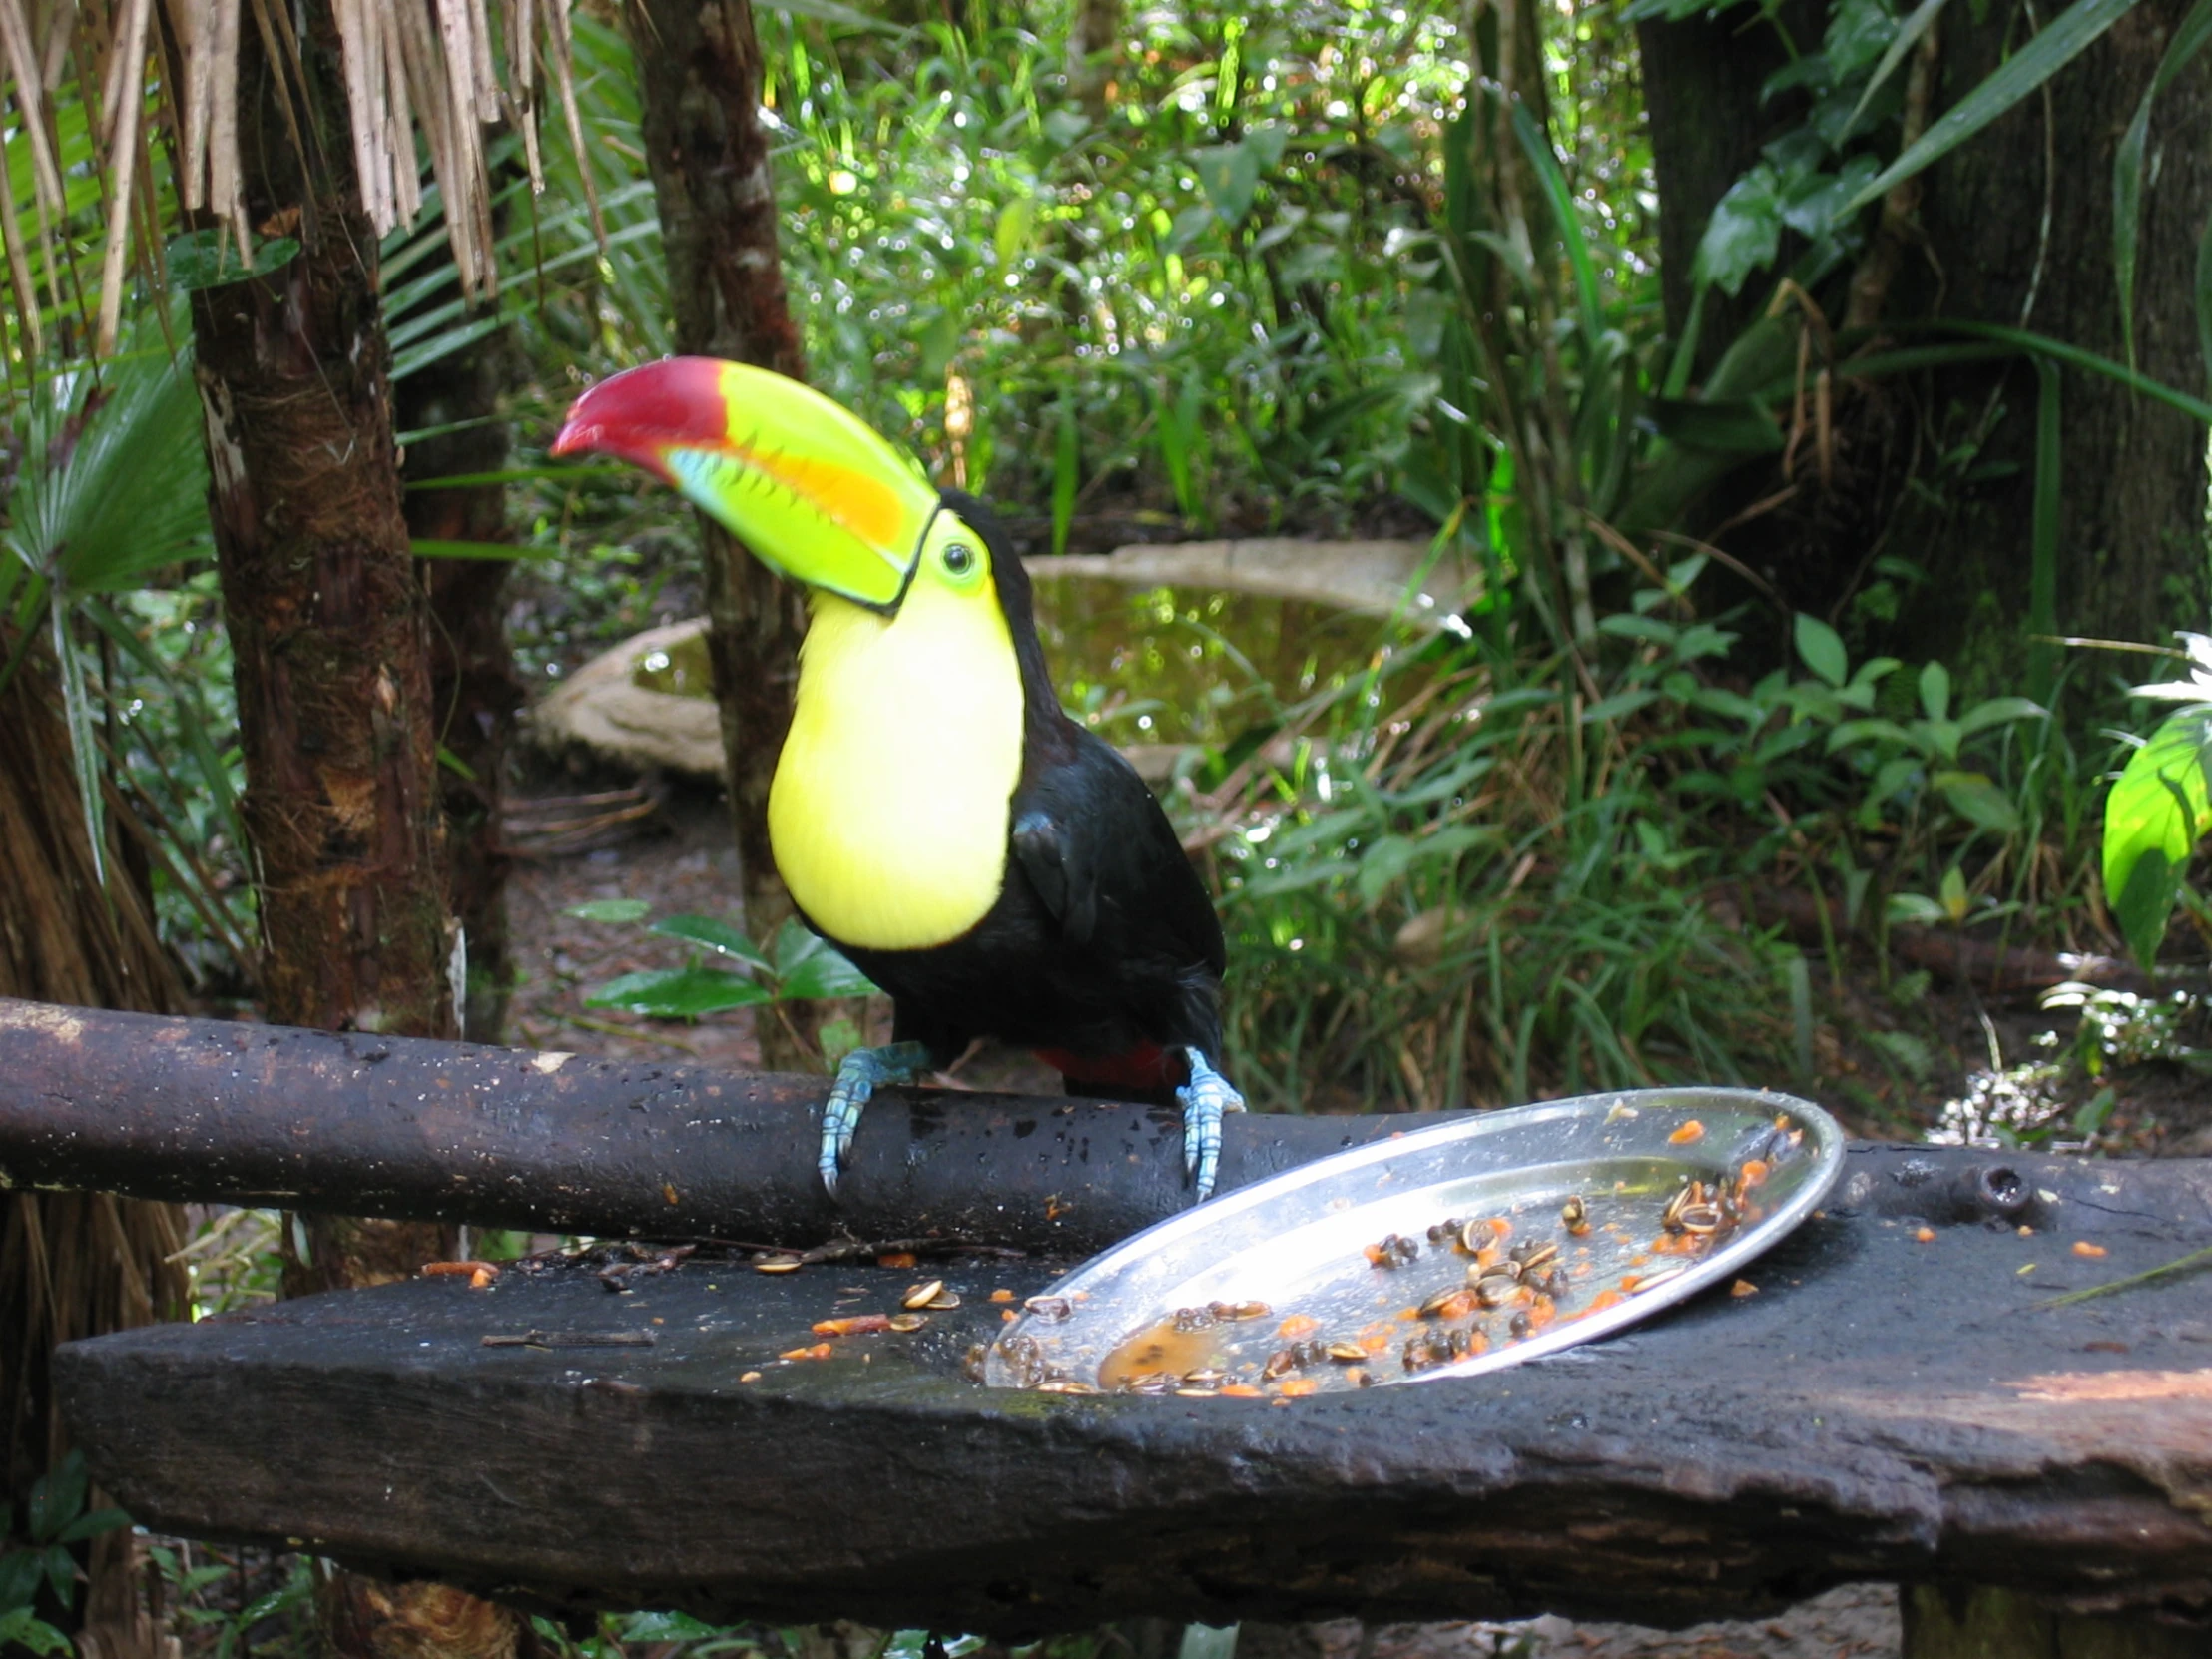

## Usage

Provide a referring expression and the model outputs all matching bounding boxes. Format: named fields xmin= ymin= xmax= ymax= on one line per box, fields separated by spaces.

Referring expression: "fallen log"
xmin=0 ymin=998 xmax=1453 ymax=1254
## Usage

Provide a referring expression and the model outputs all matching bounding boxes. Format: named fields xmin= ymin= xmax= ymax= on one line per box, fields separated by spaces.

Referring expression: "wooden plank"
xmin=0 ymin=998 xmax=1454 ymax=1253
xmin=59 ymin=1146 xmax=2212 ymax=1637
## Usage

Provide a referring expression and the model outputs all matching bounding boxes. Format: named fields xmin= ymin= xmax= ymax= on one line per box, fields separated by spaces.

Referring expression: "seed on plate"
xmin=1175 ymin=1385 xmax=1221 ymax=1398
xmin=1182 ymin=1368 xmax=1228 ymax=1386
xmin=1172 ymin=1305 xmax=1219 ymax=1332
xmin=1446 ymin=1327 xmax=1476 ymax=1359
xmin=1121 ymin=1370 xmax=1181 ymax=1395
xmin=887 ymin=1312 xmax=929 ymax=1333
xmin=1036 ymin=1380 xmax=1097 ymax=1394
xmin=1326 ymin=1342 xmax=1369 ymax=1363
xmin=925 ymin=1290 xmax=963 ymax=1310
xmin=1023 ymin=1295 xmax=1071 ymax=1321
xmin=1561 ymin=1195 xmax=1590 ymax=1235
xmin=1625 ymin=1263 xmax=1687 ymax=1293
xmin=1262 ymin=1348 xmax=1304 ymax=1380
xmin=1675 ymin=1204 xmax=1723 ymax=1236
xmin=1220 ymin=1300 xmax=1273 ymax=1321
xmin=754 ymin=1256 xmax=804 ymax=1274
xmin=1515 ymin=1240 xmax=1560 ymax=1272
xmin=902 ymin=1280 xmax=946 ymax=1310
xmin=1418 ymin=1287 xmax=1472 ymax=1319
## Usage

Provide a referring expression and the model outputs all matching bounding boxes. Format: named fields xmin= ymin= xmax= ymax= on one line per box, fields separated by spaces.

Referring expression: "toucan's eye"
xmin=942 ymin=542 xmax=977 ymax=577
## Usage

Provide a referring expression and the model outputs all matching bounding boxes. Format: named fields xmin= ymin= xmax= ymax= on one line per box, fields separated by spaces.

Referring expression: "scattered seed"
xmin=740 ymin=1371 xmax=762 ymax=1383
xmin=1023 ymin=1295 xmax=1071 ymax=1321
xmin=887 ymin=1313 xmax=928 ymax=1333
xmin=755 ymin=1257 xmax=804 ymax=1274
xmin=902 ymin=1280 xmax=946 ymax=1310
xmin=1036 ymin=1380 xmax=1097 ymax=1394
xmin=1326 ymin=1342 xmax=1369 ymax=1363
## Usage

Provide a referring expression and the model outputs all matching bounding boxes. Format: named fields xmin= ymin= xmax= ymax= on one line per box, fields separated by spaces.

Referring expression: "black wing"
xmin=1009 ymin=724 xmax=1225 ymax=982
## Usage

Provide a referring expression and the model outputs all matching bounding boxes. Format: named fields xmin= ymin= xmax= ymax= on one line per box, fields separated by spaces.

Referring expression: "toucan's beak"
xmin=552 ymin=357 xmax=940 ymax=612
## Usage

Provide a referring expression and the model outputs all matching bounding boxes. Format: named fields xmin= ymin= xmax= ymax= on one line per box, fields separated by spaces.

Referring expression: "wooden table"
xmin=60 ymin=1144 xmax=2212 ymax=1652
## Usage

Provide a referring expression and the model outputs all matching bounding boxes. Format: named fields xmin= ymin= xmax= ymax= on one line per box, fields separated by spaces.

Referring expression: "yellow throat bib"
xmin=768 ymin=582 xmax=1025 ymax=951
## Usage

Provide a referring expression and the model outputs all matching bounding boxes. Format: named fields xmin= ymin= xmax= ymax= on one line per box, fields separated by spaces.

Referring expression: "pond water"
xmin=632 ymin=578 xmax=1412 ymax=753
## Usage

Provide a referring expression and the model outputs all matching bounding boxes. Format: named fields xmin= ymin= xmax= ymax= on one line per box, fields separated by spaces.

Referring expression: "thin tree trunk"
xmin=631 ymin=0 xmax=819 ymax=1070
xmin=187 ymin=8 xmax=515 ymax=1654
xmin=403 ymin=331 xmax=523 ymax=1045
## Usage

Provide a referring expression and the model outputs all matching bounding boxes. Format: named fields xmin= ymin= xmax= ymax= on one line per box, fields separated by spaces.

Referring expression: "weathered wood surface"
xmin=61 ymin=1145 xmax=2212 ymax=1636
xmin=0 ymin=998 xmax=1454 ymax=1253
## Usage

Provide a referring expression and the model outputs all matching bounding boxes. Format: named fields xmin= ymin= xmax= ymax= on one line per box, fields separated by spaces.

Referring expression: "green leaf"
xmin=1843 ymin=0 xmax=2143 ymax=216
xmin=650 ymin=915 xmax=771 ymax=972
xmin=2102 ymin=711 xmax=2212 ymax=967
xmin=1192 ymin=141 xmax=1262 ymax=228
xmin=774 ymin=925 xmax=879 ymax=1000
xmin=1939 ymin=864 xmax=1969 ymax=921
xmin=56 ymin=1506 xmax=130 ymax=1544
xmin=583 ymin=968 xmax=771 ymax=1017
xmin=993 ymin=196 xmax=1035 ymax=266
xmin=2113 ymin=0 xmax=2212 ymax=370
xmin=1691 ymin=165 xmax=1783 ymax=296
xmin=1934 ymin=771 xmax=2022 ymax=833
xmin=1511 ymin=103 xmax=1603 ymax=346
xmin=1826 ymin=717 xmax=1915 ymax=754
xmin=0 ymin=1606 xmax=71 ymax=1658
xmin=166 ymin=229 xmax=300 ymax=290
xmin=1851 ymin=0 xmax=1952 ymax=128
xmin=1795 ymin=614 xmax=1849 ymax=688
xmin=1919 ymin=661 xmax=1950 ymax=723
xmin=0 ymin=1550 xmax=42 ymax=1610
xmin=26 ymin=1452 xmax=86 ymax=1543
xmin=1888 ymin=891 xmax=1949 ymax=925
xmin=565 ymin=898 xmax=651 ymax=924
xmin=1646 ymin=397 xmax=1785 ymax=454
xmin=1957 ymin=696 xmax=2046 ymax=737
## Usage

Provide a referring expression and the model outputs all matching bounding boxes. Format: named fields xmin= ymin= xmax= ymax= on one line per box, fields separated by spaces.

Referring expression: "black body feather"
xmin=812 ymin=492 xmax=1227 ymax=1086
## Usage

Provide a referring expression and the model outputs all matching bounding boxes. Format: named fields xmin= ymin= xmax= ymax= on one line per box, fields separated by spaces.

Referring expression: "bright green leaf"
xmin=651 ymin=914 xmax=771 ymax=972
xmin=583 ymin=968 xmax=771 ymax=1017
xmin=2102 ymin=711 xmax=2212 ymax=967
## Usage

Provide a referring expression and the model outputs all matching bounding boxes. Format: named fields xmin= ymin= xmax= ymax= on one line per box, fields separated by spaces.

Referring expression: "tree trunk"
xmin=630 ymin=0 xmax=820 ymax=1070
xmin=1885 ymin=0 xmax=2212 ymax=680
xmin=0 ymin=647 xmax=187 ymax=1659
xmin=187 ymin=8 xmax=515 ymax=1654
xmin=1637 ymin=0 xmax=2212 ymax=688
xmin=402 ymin=332 xmax=523 ymax=1045
xmin=1066 ymin=0 xmax=1121 ymax=123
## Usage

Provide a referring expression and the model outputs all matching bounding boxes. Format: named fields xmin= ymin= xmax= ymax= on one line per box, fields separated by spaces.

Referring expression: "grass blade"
xmin=1851 ymin=0 xmax=1953 ymax=129
xmin=1843 ymin=0 xmax=2141 ymax=216
xmin=1511 ymin=103 xmax=1603 ymax=348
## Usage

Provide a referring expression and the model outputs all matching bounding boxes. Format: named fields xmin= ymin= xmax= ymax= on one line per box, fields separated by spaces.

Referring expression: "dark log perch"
xmin=57 ymin=1146 xmax=2212 ymax=1636
xmin=0 ymin=998 xmax=1453 ymax=1253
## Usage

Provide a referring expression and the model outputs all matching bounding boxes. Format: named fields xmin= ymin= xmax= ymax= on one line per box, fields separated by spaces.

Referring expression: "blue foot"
xmin=1177 ymin=1048 xmax=1246 ymax=1203
xmin=822 ymin=1040 xmax=931 ymax=1197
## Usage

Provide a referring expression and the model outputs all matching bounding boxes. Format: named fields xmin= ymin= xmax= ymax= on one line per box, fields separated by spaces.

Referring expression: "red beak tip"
xmin=550 ymin=420 xmax=594 ymax=458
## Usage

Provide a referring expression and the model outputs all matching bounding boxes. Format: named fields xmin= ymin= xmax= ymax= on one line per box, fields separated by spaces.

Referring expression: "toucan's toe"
xmin=819 ymin=1040 xmax=931 ymax=1197
xmin=1177 ymin=1048 xmax=1246 ymax=1203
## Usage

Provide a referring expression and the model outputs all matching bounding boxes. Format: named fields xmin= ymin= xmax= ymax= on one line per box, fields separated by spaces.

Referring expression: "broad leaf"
xmin=651 ymin=914 xmax=771 ymax=972
xmin=1919 ymin=661 xmax=1950 ymax=723
xmin=1794 ymin=614 xmax=1849 ymax=688
xmin=1934 ymin=771 xmax=2021 ymax=833
xmin=775 ymin=924 xmax=880 ymax=1000
xmin=1692 ymin=166 xmax=1783 ymax=296
xmin=2102 ymin=710 xmax=2212 ymax=967
xmin=1647 ymin=397 xmax=1785 ymax=454
xmin=583 ymin=968 xmax=771 ymax=1017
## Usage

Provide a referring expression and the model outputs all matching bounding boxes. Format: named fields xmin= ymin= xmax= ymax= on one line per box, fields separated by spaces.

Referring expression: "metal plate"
xmin=983 ymin=1087 xmax=1843 ymax=1395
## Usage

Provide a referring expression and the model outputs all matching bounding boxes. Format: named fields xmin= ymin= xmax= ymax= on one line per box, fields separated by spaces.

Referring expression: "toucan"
xmin=551 ymin=358 xmax=1246 ymax=1199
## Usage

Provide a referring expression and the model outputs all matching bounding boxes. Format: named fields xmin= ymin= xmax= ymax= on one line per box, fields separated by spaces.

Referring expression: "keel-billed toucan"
xmin=552 ymin=358 xmax=1246 ymax=1199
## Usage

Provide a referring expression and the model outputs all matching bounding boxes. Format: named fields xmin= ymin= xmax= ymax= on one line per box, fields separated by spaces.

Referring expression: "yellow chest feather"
xmin=768 ymin=586 xmax=1025 ymax=950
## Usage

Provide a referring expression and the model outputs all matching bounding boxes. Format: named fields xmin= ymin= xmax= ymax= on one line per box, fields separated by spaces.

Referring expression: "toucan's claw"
xmin=821 ymin=1040 xmax=931 ymax=1197
xmin=1178 ymin=1048 xmax=1246 ymax=1203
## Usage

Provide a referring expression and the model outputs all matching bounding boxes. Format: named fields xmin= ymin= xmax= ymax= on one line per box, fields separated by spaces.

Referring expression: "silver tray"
xmin=983 ymin=1087 xmax=1843 ymax=1395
